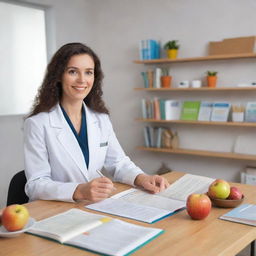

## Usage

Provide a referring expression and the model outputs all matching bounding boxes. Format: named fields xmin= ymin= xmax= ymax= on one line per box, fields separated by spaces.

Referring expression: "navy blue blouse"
xmin=61 ymin=105 xmax=89 ymax=168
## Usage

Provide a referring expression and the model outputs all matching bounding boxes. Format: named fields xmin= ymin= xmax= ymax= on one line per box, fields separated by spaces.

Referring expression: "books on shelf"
xmin=165 ymin=100 xmax=182 ymax=120
xmin=27 ymin=209 xmax=163 ymax=256
xmin=86 ymin=174 xmax=214 ymax=223
xmin=219 ymin=204 xmax=256 ymax=226
xmin=180 ymin=101 xmax=201 ymax=120
xmin=210 ymin=102 xmax=231 ymax=122
xmin=198 ymin=102 xmax=213 ymax=121
xmin=139 ymin=39 xmax=160 ymax=60
xmin=143 ymin=126 xmax=174 ymax=148
xmin=245 ymin=102 xmax=256 ymax=122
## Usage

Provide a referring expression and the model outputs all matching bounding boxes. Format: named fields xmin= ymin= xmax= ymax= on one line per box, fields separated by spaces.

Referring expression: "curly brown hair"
xmin=28 ymin=42 xmax=109 ymax=117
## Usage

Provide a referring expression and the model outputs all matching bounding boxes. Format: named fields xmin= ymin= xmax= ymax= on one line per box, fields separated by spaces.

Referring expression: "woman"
xmin=24 ymin=42 xmax=169 ymax=203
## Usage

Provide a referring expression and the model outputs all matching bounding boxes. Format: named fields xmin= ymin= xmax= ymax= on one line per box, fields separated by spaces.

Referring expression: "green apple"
xmin=208 ymin=179 xmax=230 ymax=199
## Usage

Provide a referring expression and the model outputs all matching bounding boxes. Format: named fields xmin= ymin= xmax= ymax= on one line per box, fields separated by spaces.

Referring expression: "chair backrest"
xmin=7 ymin=170 xmax=29 ymax=206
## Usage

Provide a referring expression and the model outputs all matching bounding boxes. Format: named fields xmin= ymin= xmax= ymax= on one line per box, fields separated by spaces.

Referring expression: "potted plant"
xmin=164 ymin=40 xmax=180 ymax=59
xmin=160 ymin=68 xmax=172 ymax=88
xmin=206 ymin=71 xmax=218 ymax=88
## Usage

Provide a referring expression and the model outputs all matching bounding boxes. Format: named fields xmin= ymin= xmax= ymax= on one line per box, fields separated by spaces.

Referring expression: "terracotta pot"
xmin=161 ymin=76 xmax=172 ymax=88
xmin=167 ymin=49 xmax=178 ymax=59
xmin=207 ymin=76 xmax=217 ymax=88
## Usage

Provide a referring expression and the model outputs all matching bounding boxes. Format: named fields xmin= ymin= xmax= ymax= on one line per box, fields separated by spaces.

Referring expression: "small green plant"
xmin=207 ymin=71 xmax=218 ymax=76
xmin=164 ymin=40 xmax=179 ymax=50
xmin=161 ymin=68 xmax=169 ymax=76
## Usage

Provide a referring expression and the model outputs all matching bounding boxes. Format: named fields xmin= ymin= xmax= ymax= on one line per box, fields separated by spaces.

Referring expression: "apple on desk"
xmin=186 ymin=194 xmax=212 ymax=220
xmin=227 ymin=186 xmax=243 ymax=200
xmin=208 ymin=179 xmax=230 ymax=199
xmin=1 ymin=204 xmax=30 ymax=232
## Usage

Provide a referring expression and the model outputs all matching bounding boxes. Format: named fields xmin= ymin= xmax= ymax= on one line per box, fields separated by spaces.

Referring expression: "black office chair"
xmin=7 ymin=170 xmax=29 ymax=206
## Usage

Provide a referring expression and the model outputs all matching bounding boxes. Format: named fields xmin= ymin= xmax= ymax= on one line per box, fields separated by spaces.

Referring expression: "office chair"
xmin=7 ymin=170 xmax=29 ymax=206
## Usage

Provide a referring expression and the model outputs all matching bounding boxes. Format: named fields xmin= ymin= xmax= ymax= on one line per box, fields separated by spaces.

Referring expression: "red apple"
xmin=227 ymin=186 xmax=243 ymax=200
xmin=186 ymin=194 xmax=211 ymax=220
xmin=2 ymin=204 xmax=29 ymax=232
xmin=208 ymin=179 xmax=230 ymax=199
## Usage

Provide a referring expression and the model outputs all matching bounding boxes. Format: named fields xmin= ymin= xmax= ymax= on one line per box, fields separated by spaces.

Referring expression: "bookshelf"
xmin=134 ymin=87 xmax=256 ymax=92
xmin=135 ymin=53 xmax=256 ymax=160
xmin=136 ymin=118 xmax=256 ymax=127
xmin=134 ymin=53 xmax=256 ymax=64
xmin=137 ymin=147 xmax=256 ymax=161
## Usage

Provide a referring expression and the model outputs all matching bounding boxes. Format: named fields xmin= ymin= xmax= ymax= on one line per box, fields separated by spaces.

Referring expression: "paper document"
xmin=86 ymin=174 xmax=214 ymax=223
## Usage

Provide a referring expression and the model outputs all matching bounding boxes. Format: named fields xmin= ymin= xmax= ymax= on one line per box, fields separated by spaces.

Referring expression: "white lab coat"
xmin=24 ymin=103 xmax=143 ymax=202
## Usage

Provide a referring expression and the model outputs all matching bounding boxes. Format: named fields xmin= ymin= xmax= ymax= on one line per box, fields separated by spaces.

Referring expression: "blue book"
xmin=140 ymin=72 xmax=149 ymax=88
xmin=219 ymin=204 xmax=256 ymax=226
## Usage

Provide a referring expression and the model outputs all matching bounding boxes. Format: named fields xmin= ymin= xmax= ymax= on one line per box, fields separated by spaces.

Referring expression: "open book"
xmin=27 ymin=209 xmax=163 ymax=256
xmin=219 ymin=204 xmax=256 ymax=226
xmin=86 ymin=174 xmax=214 ymax=223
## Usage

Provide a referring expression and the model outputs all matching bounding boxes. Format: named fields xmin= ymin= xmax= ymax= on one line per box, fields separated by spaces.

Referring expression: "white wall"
xmin=1 ymin=0 xmax=256 ymax=208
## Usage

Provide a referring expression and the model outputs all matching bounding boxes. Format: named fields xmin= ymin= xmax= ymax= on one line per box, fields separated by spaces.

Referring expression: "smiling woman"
xmin=23 ymin=42 xmax=169 ymax=204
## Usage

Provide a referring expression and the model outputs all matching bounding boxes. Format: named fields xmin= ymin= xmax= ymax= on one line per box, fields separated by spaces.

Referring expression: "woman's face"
xmin=61 ymin=53 xmax=95 ymax=104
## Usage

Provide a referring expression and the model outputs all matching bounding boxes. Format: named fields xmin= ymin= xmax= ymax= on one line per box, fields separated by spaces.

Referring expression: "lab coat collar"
xmin=48 ymin=103 xmax=99 ymax=181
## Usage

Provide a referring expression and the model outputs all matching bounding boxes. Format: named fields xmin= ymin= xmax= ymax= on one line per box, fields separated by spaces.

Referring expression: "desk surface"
xmin=1 ymin=171 xmax=255 ymax=256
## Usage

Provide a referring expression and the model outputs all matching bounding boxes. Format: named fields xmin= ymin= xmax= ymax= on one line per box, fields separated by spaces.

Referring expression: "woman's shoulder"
xmin=25 ymin=105 xmax=58 ymax=126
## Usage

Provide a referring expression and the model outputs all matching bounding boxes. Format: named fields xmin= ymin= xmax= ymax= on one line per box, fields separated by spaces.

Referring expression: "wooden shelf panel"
xmin=137 ymin=146 xmax=256 ymax=161
xmin=134 ymin=87 xmax=256 ymax=91
xmin=136 ymin=118 xmax=256 ymax=127
xmin=134 ymin=53 xmax=256 ymax=64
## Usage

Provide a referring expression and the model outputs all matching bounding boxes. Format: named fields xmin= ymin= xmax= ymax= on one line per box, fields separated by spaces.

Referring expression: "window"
xmin=0 ymin=1 xmax=48 ymax=115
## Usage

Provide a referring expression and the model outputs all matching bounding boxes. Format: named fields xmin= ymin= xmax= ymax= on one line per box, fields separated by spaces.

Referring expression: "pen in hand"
xmin=96 ymin=170 xmax=117 ymax=191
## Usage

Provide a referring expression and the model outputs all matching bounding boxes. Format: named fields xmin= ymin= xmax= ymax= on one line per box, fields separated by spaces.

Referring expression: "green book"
xmin=181 ymin=101 xmax=201 ymax=120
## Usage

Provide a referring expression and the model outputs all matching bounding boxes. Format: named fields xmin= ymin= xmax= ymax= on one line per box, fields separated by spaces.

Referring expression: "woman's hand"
xmin=73 ymin=177 xmax=115 ymax=202
xmin=134 ymin=174 xmax=169 ymax=193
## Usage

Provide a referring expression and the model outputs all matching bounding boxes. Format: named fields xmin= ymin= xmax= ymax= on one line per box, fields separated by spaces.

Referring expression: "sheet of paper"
xmin=112 ymin=188 xmax=185 ymax=211
xmin=86 ymin=197 xmax=171 ymax=223
xmin=67 ymin=219 xmax=162 ymax=256
xmin=158 ymin=174 xmax=214 ymax=201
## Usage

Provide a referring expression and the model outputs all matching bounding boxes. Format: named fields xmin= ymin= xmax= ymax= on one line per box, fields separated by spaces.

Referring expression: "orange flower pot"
xmin=207 ymin=76 xmax=217 ymax=88
xmin=161 ymin=76 xmax=172 ymax=88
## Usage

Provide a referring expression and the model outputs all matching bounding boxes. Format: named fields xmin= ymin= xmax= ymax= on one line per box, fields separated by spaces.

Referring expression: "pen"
xmin=96 ymin=170 xmax=117 ymax=190
xmin=96 ymin=170 xmax=105 ymax=177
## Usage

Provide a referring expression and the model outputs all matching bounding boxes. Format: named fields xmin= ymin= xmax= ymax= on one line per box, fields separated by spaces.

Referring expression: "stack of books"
xmin=139 ymin=39 xmax=160 ymax=60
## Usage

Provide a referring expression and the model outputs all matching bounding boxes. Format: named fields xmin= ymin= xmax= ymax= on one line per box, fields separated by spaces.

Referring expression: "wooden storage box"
xmin=208 ymin=36 xmax=256 ymax=55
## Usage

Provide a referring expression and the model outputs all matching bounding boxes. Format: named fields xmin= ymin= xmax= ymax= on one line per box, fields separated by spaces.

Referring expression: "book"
xmin=165 ymin=100 xmax=181 ymax=120
xmin=154 ymin=68 xmax=161 ymax=88
xmin=27 ymin=209 xmax=163 ymax=256
xmin=219 ymin=204 xmax=256 ymax=226
xmin=141 ymin=99 xmax=147 ymax=119
xmin=86 ymin=174 xmax=214 ymax=223
xmin=143 ymin=126 xmax=150 ymax=147
xmin=180 ymin=101 xmax=201 ymax=120
xmin=245 ymin=102 xmax=256 ymax=122
xmin=210 ymin=102 xmax=230 ymax=122
xmin=140 ymin=72 xmax=149 ymax=88
xmin=198 ymin=102 xmax=213 ymax=121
